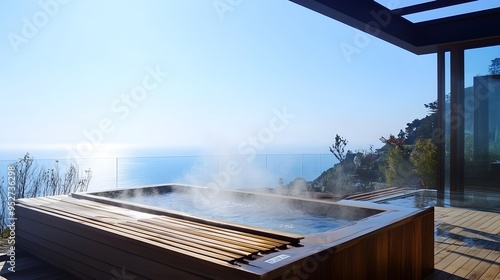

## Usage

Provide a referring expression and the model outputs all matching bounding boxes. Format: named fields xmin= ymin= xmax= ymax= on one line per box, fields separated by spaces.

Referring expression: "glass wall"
xmin=439 ymin=44 xmax=500 ymax=210
xmin=444 ymin=51 xmax=451 ymax=196
xmin=464 ymin=46 xmax=500 ymax=189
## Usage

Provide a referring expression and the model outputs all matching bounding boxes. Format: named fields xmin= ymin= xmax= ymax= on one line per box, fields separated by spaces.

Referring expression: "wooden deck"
xmin=425 ymin=207 xmax=500 ymax=280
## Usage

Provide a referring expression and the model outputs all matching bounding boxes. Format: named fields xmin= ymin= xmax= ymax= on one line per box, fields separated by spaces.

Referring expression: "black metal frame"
xmin=436 ymin=39 xmax=500 ymax=203
xmin=289 ymin=0 xmax=500 ymax=54
xmin=449 ymin=48 xmax=465 ymax=201
xmin=436 ymin=50 xmax=446 ymax=204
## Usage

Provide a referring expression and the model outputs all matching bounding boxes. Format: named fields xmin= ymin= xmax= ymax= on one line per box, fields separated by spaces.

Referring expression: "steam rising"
xmin=179 ymin=155 xmax=284 ymax=190
xmin=121 ymin=185 xmax=357 ymax=235
xmin=103 ymin=152 xmax=369 ymax=235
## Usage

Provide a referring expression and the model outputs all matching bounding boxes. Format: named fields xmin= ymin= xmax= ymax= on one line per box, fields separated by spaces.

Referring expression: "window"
xmin=464 ymin=45 xmax=500 ymax=187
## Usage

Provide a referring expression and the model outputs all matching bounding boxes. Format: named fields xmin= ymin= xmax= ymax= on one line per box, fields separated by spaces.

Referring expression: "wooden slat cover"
xmin=72 ymin=192 xmax=304 ymax=245
xmin=344 ymin=187 xmax=415 ymax=201
xmin=17 ymin=196 xmax=303 ymax=265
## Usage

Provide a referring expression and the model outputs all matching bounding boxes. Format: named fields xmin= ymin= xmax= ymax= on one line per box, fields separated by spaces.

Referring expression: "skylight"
xmin=374 ymin=0 xmax=435 ymax=11
xmin=403 ymin=0 xmax=500 ymax=23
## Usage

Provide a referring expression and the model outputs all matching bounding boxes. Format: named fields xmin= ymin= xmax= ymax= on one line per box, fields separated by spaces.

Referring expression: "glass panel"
xmin=464 ymin=45 xmax=500 ymax=189
xmin=374 ymin=0 xmax=433 ymax=10
xmin=404 ymin=1 xmax=499 ymax=23
xmin=444 ymin=51 xmax=451 ymax=194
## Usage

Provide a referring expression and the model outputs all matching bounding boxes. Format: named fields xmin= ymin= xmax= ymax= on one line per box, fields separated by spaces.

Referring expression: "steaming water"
xmin=121 ymin=192 xmax=353 ymax=235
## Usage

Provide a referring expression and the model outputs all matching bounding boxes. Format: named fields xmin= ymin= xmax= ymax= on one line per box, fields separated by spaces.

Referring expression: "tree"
xmin=396 ymin=97 xmax=447 ymax=145
xmin=329 ymin=134 xmax=348 ymax=163
xmin=380 ymin=135 xmax=416 ymax=187
xmin=489 ymin=58 xmax=500 ymax=75
xmin=397 ymin=129 xmax=406 ymax=140
xmin=380 ymin=134 xmax=405 ymax=147
xmin=352 ymin=146 xmax=384 ymax=190
xmin=410 ymin=138 xmax=437 ymax=189
xmin=424 ymin=100 xmax=438 ymax=113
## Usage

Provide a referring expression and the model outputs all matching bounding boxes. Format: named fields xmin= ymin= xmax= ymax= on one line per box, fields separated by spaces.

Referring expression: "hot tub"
xmin=376 ymin=189 xmax=438 ymax=209
xmin=16 ymin=184 xmax=434 ymax=279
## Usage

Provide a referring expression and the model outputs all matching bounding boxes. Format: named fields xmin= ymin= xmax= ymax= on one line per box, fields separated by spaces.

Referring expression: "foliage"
xmin=379 ymin=135 xmax=416 ymax=187
xmin=315 ymin=144 xmax=386 ymax=194
xmin=314 ymin=95 xmax=450 ymax=193
xmin=329 ymin=134 xmax=348 ymax=163
xmin=11 ymin=153 xmax=93 ymax=198
xmin=310 ymin=156 xmax=357 ymax=195
xmin=400 ymin=112 xmax=437 ymax=145
xmin=380 ymin=134 xmax=405 ymax=146
xmin=489 ymin=58 xmax=500 ymax=75
xmin=0 ymin=153 xmax=92 ymax=237
xmin=410 ymin=138 xmax=438 ymax=189
xmin=378 ymin=98 xmax=441 ymax=188
xmin=398 ymin=96 xmax=450 ymax=145
xmin=424 ymin=100 xmax=438 ymax=113
xmin=332 ymin=164 xmax=357 ymax=194
xmin=352 ymin=146 xmax=384 ymax=191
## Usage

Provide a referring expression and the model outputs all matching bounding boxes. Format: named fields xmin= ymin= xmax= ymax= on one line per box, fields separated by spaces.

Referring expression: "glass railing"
xmin=0 ymin=154 xmax=338 ymax=192
xmin=2 ymin=154 xmax=498 ymax=212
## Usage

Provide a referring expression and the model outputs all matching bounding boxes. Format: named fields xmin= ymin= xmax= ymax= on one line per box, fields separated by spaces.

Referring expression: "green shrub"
xmin=380 ymin=146 xmax=414 ymax=187
xmin=410 ymin=138 xmax=437 ymax=189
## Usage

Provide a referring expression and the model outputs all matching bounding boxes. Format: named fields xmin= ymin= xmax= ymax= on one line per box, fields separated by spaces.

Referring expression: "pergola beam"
xmin=290 ymin=0 xmax=420 ymax=52
xmin=289 ymin=0 xmax=500 ymax=54
xmin=416 ymin=8 xmax=500 ymax=49
xmin=396 ymin=0 xmax=477 ymax=16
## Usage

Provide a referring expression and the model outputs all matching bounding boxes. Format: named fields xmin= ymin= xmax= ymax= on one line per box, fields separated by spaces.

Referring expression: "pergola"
xmin=290 ymin=0 xmax=500 ymax=54
xmin=290 ymin=0 xmax=500 ymax=206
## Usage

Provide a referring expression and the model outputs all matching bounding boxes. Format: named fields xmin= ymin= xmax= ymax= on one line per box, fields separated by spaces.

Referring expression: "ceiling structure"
xmin=290 ymin=0 xmax=500 ymax=54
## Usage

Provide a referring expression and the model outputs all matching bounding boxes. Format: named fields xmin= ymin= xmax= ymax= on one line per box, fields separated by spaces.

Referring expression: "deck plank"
xmin=151 ymin=216 xmax=288 ymax=246
xmin=125 ymin=221 xmax=258 ymax=255
xmin=463 ymin=243 xmax=500 ymax=280
xmin=426 ymin=207 xmax=500 ymax=280
xmin=129 ymin=220 xmax=275 ymax=252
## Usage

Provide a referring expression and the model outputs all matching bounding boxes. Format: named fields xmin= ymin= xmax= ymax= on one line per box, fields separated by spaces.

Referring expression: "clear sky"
xmin=0 ymin=0 xmax=438 ymax=159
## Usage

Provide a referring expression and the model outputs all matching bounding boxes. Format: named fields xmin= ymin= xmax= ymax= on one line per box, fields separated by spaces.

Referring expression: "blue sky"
xmin=0 ymin=0 xmax=440 ymax=159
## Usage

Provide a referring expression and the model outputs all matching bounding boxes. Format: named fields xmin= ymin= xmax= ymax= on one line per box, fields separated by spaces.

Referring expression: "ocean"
xmin=0 ymin=148 xmax=337 ymax=192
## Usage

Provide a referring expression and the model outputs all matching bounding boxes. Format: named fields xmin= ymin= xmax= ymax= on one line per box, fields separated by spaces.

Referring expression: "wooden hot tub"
xmin=16 ymin=184 xmax=434 ymax=279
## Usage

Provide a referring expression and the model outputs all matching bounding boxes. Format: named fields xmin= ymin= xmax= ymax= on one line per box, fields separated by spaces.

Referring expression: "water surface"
xmin=122 ymin=192 xmax=353 ymax=235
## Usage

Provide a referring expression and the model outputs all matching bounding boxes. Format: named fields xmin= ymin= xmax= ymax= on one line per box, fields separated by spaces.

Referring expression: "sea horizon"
xmin=0 ymin=146 xmax=338 ymax=192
